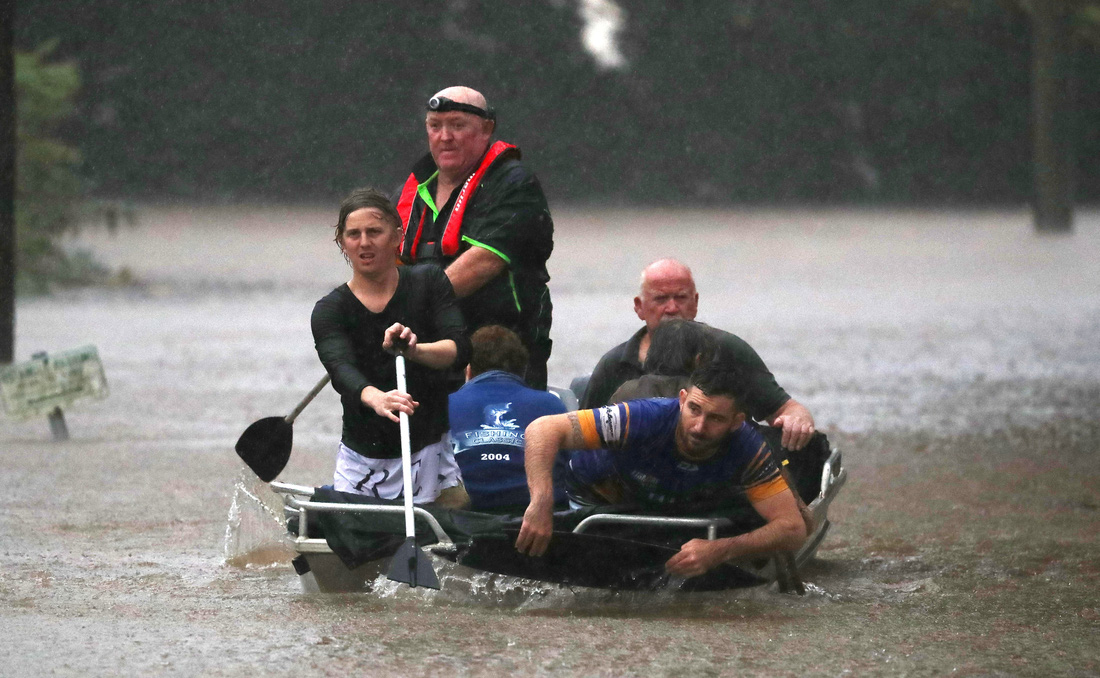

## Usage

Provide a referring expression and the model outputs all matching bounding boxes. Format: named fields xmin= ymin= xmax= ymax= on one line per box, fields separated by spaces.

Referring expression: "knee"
xmin=433 ymin=483 xmax=471 ymax=510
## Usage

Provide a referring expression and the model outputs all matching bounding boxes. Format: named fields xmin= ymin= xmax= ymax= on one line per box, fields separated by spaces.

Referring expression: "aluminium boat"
xmin=270 ymin=414 xmax=847 ymax=594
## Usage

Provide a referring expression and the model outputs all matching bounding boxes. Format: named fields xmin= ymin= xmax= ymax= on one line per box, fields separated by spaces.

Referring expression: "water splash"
xmin=363 ymin=556 xmax=783 ymax=613
xmin=223 ymin=467 xmax=294 ymax=569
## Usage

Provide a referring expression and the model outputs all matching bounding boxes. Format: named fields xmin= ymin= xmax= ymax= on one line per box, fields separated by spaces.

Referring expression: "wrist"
xmin=713 ymin=536 xmax=741 ymax=563
xmin=528 ymin=489 xmax=554 ymax=510
xmin=360 ymin=385 xmax=381 ymax=406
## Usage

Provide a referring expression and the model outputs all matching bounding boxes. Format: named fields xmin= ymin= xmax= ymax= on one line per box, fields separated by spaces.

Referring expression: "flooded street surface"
xmin=3 ymin=207 xmax=1098 ymax=676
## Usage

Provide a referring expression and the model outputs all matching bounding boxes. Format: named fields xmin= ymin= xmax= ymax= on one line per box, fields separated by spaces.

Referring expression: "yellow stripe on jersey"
xmin=744 ymin=442 xmax=770 ymax=475
xmin=575 ymin=409 xmax=602 ymax=448
xmin=745 ymin=474 xmax=790 ymax=503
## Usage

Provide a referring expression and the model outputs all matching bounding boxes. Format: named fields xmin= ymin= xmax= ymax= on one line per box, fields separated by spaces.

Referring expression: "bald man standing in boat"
xmin=581 ymin=258 xmax=817 ymax=451
xmin=394 ymin=86 xmax=554 ymax=389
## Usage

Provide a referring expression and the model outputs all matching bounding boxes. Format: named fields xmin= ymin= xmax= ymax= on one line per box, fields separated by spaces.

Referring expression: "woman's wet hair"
xmin=644 ymin=319 xmax=716 ymax=377
xmin=333 ymin=187 xmax=402 ymax=248
xmin=468 ymin=325 xmax=529 ymax=378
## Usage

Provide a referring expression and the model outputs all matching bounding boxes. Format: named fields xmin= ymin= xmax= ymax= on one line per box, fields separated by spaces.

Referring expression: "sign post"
xmin=32 ymin=352 xmax=71 ymax=440
xmin=0 ymin=345 xmax=109 ymax=439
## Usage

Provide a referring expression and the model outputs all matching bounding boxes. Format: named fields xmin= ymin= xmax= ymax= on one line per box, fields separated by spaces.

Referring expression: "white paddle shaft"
xmin=395 ymin=353 xmax=415 ymax=538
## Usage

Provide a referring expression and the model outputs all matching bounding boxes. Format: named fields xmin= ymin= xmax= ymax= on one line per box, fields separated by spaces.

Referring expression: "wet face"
xmin=426 ymin=111 xmax=493 ymax=178
xmin=675 ymin=387 xmax=745 ymax=461
xmin=339 ymin=208 xmax=400 ymax=278
xmin=634 ymin=273 xmax=699 ymax=333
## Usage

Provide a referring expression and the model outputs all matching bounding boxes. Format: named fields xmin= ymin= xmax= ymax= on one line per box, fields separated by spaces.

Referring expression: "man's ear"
xmin=633 ymin=296 xmax=644 ymax=320
xmin=465 ymin=365 xmax=473 ymax=382
xmin=678 ymin=388 xmax=688 ymax=407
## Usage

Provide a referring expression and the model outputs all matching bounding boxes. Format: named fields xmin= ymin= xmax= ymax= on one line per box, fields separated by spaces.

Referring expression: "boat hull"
xmin=271 ymin=438 xmax=846 ymax=594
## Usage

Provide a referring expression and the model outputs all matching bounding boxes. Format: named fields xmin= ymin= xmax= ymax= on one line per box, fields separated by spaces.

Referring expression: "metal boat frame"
xmin=271 ymin=445 xmax=847 ymax=593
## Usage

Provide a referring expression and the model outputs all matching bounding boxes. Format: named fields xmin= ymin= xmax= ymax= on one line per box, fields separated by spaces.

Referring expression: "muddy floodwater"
xmin=3 ymin=207 xmax=1098 ymax=676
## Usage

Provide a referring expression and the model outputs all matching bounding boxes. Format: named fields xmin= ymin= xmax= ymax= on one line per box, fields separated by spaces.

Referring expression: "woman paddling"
xmin=312 ymin=187 xmax=471 ymax=506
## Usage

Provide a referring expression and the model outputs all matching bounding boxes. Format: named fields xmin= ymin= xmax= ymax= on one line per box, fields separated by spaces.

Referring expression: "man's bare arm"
xmin=444 ymin=246 xmax=507 ymax=298
xmin=515 ymin=412 xmax=597 ymax=556
xmin=766 ymin=398 xmax=815 ymax=451
xmin=664 ymin=488 xmax=807 ymax=577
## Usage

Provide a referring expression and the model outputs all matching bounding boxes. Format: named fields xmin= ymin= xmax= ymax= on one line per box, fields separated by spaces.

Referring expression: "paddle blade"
xmin=387 ymin=537 xmax=441 ymax=590
xmin=234 ymin=416 xmax=293 ymax=482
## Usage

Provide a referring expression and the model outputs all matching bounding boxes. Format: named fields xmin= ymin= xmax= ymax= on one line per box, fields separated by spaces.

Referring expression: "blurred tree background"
xmin=14 ymin=41 xmax=108 ymax=293
xmin=10 ymin=0 xmax=1100 ymax=207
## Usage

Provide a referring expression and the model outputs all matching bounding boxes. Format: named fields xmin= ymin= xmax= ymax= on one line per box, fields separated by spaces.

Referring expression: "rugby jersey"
xmin=569 ymin=397 xmax=788 ymax=511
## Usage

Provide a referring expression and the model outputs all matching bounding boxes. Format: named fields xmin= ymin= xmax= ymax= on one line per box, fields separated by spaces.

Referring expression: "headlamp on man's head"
xmin=427 ymin=96 xmax=495 ymax=121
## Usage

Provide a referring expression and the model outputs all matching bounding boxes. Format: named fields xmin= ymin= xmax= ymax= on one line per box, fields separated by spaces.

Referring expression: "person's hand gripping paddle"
xmin=234 ymin=374 xmax=330 ymax=482
xmin=385 ymin=333 xmax=441 ymax=590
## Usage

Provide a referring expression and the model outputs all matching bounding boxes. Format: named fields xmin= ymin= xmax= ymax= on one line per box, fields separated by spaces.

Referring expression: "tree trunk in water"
xmin=1030 ymin=0 xmax=1075 ymax=233
xmin=1 ymin=0 xmax=16 ymax=363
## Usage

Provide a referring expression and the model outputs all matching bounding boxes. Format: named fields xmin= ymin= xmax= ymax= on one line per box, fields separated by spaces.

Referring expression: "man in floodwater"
xmin=447 ymin=325 xmax=570 ymax=512
xmin=393 ymin=85 xmax=554 ymax=389
xmin=580 ymin=258 xmax=817 ymax=451
xmin=515 ymin=360 xmax=807 ymax=577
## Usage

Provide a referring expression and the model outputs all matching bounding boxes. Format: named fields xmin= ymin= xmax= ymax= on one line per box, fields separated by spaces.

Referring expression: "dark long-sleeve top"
xmin=311 ymin=264 xmax=471 ymax=459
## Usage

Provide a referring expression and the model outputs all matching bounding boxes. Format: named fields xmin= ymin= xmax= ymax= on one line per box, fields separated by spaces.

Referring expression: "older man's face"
xmin=426 ymin=111 xmax=493 ymax=177
xmin=634 ymin=272 xmax=699 ymax=333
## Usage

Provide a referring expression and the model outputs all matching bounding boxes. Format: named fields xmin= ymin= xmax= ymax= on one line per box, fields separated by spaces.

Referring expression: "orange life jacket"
xmin=395 ymin=141 xmax=519 ymax=261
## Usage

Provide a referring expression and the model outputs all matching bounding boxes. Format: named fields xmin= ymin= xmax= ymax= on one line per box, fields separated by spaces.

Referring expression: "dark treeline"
xmin=14 ymin=1 xmax=1100 ymax=205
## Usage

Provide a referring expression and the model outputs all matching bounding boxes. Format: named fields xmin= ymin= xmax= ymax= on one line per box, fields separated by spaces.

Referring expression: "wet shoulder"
xmin=618 ymin=397 xmax=680 ymax=441
xmin=709 ymin=327 xmax=760 ymax=360
xmin=726 ymin=421 xmax=772 ymax=465
xmin=312 ymin=283 xmax=352 ymax=317
xmin=529 ymin=387 xmax=568 ymax=415
xmin=483 ymin=158 xmax=547 ymax=202
xmin=624 ymin=396 xmax=679 ymax=419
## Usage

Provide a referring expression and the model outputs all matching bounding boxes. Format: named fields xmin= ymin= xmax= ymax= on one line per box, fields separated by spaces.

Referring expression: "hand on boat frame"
xmin=664 ymin=538 xmax=728 ymax=578
xmin=514 ymin=501 xmax=554 ymax=557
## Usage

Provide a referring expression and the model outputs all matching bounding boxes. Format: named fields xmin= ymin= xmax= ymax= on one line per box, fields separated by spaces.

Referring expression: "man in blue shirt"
xmin=515 ymin=361 xmax=807 ymax=578
xmin=448 ymin=325 xmax=570 ymax=512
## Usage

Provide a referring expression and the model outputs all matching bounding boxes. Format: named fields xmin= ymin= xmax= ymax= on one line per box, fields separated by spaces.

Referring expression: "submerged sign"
xmin=0 ymin=346 xmax=109 ymax=420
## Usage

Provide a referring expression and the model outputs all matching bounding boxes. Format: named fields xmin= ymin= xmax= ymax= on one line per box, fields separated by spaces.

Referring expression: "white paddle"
xmin=385 ymin=347 xmax=440 ymax=589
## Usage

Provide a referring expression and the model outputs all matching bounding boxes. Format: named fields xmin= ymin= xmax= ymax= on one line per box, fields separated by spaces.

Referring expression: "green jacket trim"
xmin=461 ymin=235 xmax=521 ymax=312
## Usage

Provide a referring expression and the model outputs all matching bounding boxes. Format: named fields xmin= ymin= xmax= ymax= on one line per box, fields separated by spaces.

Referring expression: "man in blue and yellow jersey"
xmin=515 ymin=360 xmax=807 ymax=578
xmin=394 ymin=86 xmax=553 ymax=389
